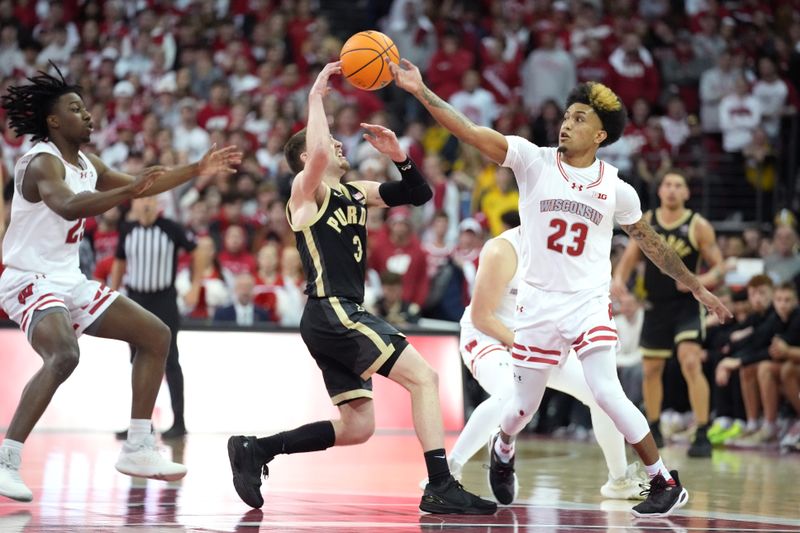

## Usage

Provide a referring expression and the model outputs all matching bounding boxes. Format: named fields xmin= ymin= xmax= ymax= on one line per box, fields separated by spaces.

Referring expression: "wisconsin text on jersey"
xmin=539 ymin=199 xmax=603 ymax=226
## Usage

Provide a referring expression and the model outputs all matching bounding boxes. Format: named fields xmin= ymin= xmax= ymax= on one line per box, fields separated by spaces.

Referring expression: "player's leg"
xmin=750 ymin=360 xmax=780 ymax=444
xmin=579 ymin=346 xmax=688 ymax=517
xmin=676 ymin=340 xmax=712 ymax=456
xmin=387 ymin=344 xmax=497 ymax=514
xmin=738 ymin=364 xmax=762 ymax=435
xmin=1 ymin=308 xmax=76 ymax=502
xmin=547 ymin=355 xmax=646 ymax=500
xmin=779 ymin=362 xmax=800 ymax=449
xmin=85 ymin=296 xmax=186 ymax=481
xmin=449 ymin=345 xmax=512 ymax=476
xmin=641 ymin=357 xmax=667 ymax=445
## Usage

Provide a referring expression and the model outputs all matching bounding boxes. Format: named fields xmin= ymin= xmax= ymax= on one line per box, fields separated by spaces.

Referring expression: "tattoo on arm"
xmin=621 ymin=219 xmax=700 ymax=291
xmin=421 ymin=87 xmax=475 ymax=132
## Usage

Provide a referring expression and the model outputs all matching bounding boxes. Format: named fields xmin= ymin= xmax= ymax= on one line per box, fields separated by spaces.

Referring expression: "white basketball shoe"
xmin=600 ymin=462 xmax=648 ymax=500
xmin=115 ymin=434 xmax=187 ymax=481
xmin=0 ymin=447 xmax=33 ymax=502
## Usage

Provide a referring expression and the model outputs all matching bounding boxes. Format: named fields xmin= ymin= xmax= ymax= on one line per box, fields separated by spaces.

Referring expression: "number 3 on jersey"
xmin=66 ymin=219 xmax=86 ymax=244
xmin=352 ymin=235 xmax=363 ymax=262
xmin=547 ymin=218 xmax=588 ymax=256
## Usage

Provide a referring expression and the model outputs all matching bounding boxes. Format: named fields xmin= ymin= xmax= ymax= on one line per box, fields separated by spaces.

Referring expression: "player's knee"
xmin=590 ymin=383 xmax=624 ymax=413
xmin=341 ymin=416 xmax=374 ymax=444
xmin=140 ymin=319 xmax=171 ymax=356
xmin=679 ymin=353 xmax=702 ymax=376
xmin=408 ymin=363 xmax=438 ymax=391
xmin=757 ymin=361 xmax=774 ymax=381
xmin=47 ymin=349 xmax=80 ymax=381
xmin=642 ymin=360 xmax=663 ymax=380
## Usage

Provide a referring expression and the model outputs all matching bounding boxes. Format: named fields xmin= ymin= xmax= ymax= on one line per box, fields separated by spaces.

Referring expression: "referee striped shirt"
xmin=116 ymin=217 xmax=196 ymax=293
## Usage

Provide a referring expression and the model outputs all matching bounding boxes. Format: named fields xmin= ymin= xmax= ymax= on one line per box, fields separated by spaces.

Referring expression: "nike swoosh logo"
xmin=433 ymin=455 xmax=446 ymax=459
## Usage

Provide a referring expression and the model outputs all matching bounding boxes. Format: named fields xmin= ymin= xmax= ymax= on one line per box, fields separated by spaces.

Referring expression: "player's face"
xmin=51 ymin=93 xmax=93 ymax=144
xmin=558 ymin=103 xmax=605 ymax=155
xmin=329 ymin=136 xmax=350 ymax=173
xmin=748 ymin=285 xmax=773 ymax=312
xmin=657 ymin=174 xmax=689 ymax=209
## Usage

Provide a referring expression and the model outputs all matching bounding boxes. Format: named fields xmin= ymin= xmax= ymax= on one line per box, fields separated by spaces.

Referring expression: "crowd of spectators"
xmin=0 ymin=0 xmax=799 ymax=450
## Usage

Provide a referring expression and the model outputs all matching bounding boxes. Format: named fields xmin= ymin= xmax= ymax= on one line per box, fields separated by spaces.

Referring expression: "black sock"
xmin=424 ymin=448 xmax=451 ymax=486
xmin=255 ymin=421 xmax=335 ymax=461
xmin=649 ymin=419 xmax=660 ymax=430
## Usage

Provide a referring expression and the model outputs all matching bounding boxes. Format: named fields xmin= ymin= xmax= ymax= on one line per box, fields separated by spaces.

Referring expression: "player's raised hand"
xmin=389 ymin=59 xmax=424 ymax=96
xmin=129 ymin=165 xmax=166 ymax=196
xmin=309 ymin=61 xmax=342 ymax=98
xmin=198 ymin=144 xmax=243 ymax=178
xmin=361 ymin=123 xmax=405 ymax=162
xmin=692 ymin=286 xmax=733 ymax=323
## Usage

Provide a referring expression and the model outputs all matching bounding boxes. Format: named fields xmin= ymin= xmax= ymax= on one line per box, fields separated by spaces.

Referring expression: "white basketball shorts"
xmin=511 ymin=283 xmax=619 ymax=370
xmin=0 ymin=267 xmax=119 ymax=340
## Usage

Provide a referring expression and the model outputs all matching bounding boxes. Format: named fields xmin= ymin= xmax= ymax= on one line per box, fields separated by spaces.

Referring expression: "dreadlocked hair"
xmin=1 ymin=62 xmax=83 ymax=143
xmin=565 ymin=82 xmax=627 ymax=147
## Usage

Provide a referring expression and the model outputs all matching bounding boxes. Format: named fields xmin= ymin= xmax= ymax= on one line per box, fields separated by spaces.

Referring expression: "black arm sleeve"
xmin=378 ymin=157 xmax=433 ymax=207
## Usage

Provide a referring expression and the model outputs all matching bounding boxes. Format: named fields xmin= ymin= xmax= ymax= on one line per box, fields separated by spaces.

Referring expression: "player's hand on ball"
xmin=198 ymin=144 xmax=243 ymax=177
xmin=389 ymin=59 xmax=424 ymax=96
xmin=130 ymin=165 xmax=165 ymax=195
xmin=310 ymin=61 xmax=342 ymax=98
xmin=692 ymin=286 xmax=733 ymax=323
xmin=361 ymin=123 xmax=404 ymax=161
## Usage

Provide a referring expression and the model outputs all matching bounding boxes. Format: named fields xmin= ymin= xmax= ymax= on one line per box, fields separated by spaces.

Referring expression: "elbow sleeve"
xmin=378 ymin=157 xmax=433 ymax=207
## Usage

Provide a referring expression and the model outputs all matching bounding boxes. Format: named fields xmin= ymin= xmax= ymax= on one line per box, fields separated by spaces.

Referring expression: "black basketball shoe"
xmin=419 ymin=475 xmax=497 ymax=515
xmin=228 ymin=436 xmax=273 ymax=508
xmin=632 ymin=470 xmax=689 ymax=517
xmin=650 ymin=421 xmax=664 ymax=448
xmin=488 ymin=434 xmax=517 ymax=505
xmin=687 ymin=426 xmax=712 ymax=458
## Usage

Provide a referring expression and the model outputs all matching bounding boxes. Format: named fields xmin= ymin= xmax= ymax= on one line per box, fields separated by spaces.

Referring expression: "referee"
xmin=111 ymin=196 xmax=209 ymax=439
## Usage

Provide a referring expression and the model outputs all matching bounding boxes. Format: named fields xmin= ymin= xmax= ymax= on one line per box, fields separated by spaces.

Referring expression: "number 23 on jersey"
xmin=546 ymin=218 xmax=588 ymax=256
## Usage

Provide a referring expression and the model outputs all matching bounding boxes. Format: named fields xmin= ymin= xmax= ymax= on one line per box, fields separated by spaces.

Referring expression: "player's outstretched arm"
xmin=351 ymin=122 xmax=432 ymax=208
xmin=290 ymin=61 xmax=341 ymax=209
xmin=89 ymin=144 xmax=242 ymax=198
xmin=621 ymin=218 xmax=733 ymax=322
xmin=470 ymin=238 xmax=517 ymax=347
xmin=26 ymin=153 xmax=164 ymax=220
xmin=390 ymin=59 xmax=508 ymax=165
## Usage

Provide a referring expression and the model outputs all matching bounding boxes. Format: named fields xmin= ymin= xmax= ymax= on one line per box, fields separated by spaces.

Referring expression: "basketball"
xmin=340 ymin=30 xmax=399 ymax=91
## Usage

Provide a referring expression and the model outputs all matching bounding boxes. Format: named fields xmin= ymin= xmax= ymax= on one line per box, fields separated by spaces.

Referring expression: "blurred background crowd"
xmin=0 ymin=0 xmax=799 ymax=451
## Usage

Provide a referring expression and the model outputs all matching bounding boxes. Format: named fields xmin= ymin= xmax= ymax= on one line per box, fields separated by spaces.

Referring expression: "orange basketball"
xmin=340 ymin=30 xmax=400 ymax=91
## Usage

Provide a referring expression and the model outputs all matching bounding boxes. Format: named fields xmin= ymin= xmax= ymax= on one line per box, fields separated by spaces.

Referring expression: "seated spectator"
xmin=449 ymin=70 xmax=497 ymax=128
xmin=706 ymin=289 xmax=751 ymax=445
xmin=716 ymin=275 xmax=787 ymax=446
xmin=427 ymin=31 xmax=475 ymax=102
xmin=173 ymin=98 xmax=211 ymax=163
xmin=214 ymin=272 xmax=273 ymax=325
xmin=615 ymin=293 xmax=644 ymax=407
xmin=451 ymin=217 xmax=484 ymax=298
xmin=218 ymin=224 xmax=257 ymax=280
xmin=374 ymin=271 xmax=421 ymax=328
xmin=659 ymin=96 xmax=691 ymax=155
xmin=531 ymin=99 xmax=562 ymax=148
xmin=479 ymin=167 xmax=519 ymax=237
xmin=767 ymin=284 xmax=800 ymax=449
xmin=764 ymin=224 xmax=800 ymax=285
xmin=253 ymin=243 xmax=283 ymax=322
xmin=176 ymin=239 xmax=230 ymax=320
xmin=752 ymin=56 xmax=793 ymax=142
xmin=607 ymin=33 xmax=660 ymax=109
xmin=369 ymin=207 xmax=429 ymax=307
xmin=719 ymin=75 xmax=761 ymax=154
xmin=521 ymin=25 xmax=576 ymax=113
xmin=635 ymin=119 xmax=672 ymax=201
xmin=422 ymin=210 xmax=454 ymax=280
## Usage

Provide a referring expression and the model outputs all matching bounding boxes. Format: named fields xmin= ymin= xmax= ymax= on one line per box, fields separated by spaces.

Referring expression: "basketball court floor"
xmin=0 ymin=432 xmax=798 ymax=532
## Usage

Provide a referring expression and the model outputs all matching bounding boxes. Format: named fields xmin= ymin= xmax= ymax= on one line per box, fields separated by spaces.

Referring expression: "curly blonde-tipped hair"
xmin=565 ymin=82 xmax=627 ymax=146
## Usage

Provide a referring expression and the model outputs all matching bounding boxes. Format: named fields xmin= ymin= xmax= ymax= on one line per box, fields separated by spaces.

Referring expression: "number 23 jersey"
xmin=502 ymin=135 xmax=642 ymax=292
xmin=2 ymin=141 xmax=97 ymax=275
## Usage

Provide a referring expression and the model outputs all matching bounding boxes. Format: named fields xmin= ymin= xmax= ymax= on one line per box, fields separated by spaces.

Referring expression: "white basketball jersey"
xmin=502 ymin=135 xmax=642 ymax=292
xmin=460 ymin=227 xmax=523 ymax=330
xmin=2 ymin=142 xmax=98 ymax=274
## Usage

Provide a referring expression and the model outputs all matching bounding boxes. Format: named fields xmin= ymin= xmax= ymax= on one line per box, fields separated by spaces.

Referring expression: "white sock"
xmin=714 ymin=417 xmax=732 ymax=430
xmin=494 ymin=436 xmax=515 ymax=463
xmin=746 ymin=419 xmax=759 ymax=432
xmin=1 ymin=439 xmax=23 ymax=469
xmin=644 ymin=457 xmax=673 ymax=482
xmin=449 ymin=395 xmax=505 ymax=469
xmin=127 ymin=419 xmax=152 ymax=445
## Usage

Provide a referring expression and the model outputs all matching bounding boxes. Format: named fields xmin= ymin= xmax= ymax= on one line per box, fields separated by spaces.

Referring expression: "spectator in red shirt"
xmin=427 ymin=31 xmax=475 ymax=101
xmin=608 ymin=33 xmax=661 ymax=109
xmin=478 ymin=36 xmax=522 ymax=106
xmin=369 ymin=207 xmax=429 ymax=307
xmin=636 ymin=118 xmax=673 ymax=188
xmin=576 ymin=38 xmax=613 ymax=85
xmin=218 ymin=224 xmax=256 ymax=280
xmin=197 ymin=80 xmax=232 ymax=131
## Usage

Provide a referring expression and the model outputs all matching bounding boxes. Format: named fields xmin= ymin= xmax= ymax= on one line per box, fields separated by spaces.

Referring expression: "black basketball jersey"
xmin=643 ymin=209 xmax=702 ymax=302
xmin=292 ymin=182 xmax=368 ymax=303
